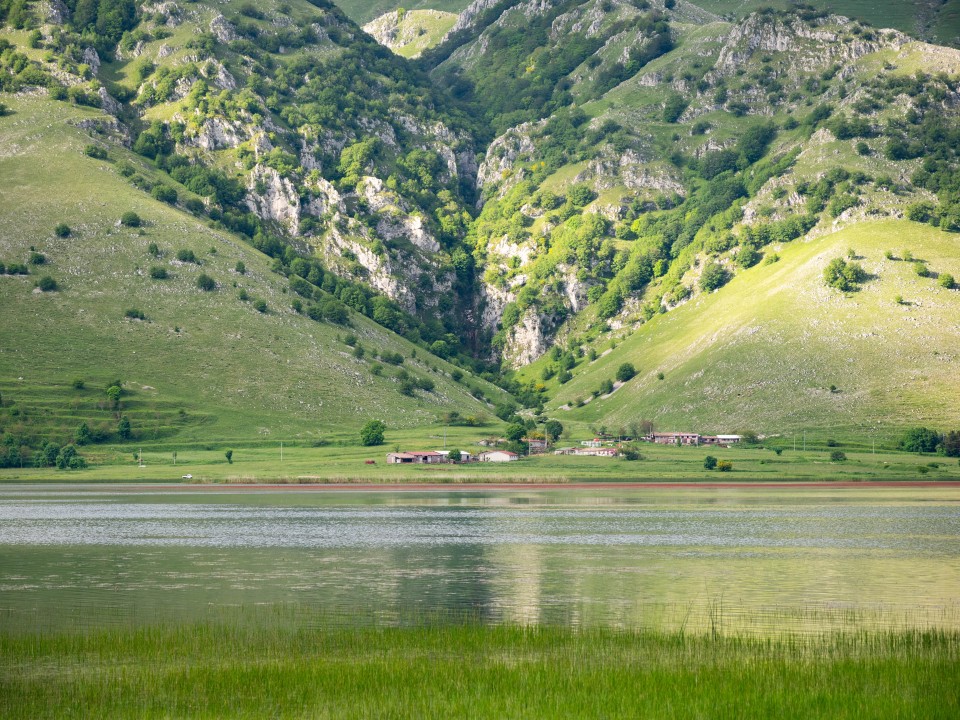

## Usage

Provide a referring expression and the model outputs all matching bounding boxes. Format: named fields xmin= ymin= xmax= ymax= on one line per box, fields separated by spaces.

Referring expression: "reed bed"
xmin=2 ymin=617 xmax=958 ymax=719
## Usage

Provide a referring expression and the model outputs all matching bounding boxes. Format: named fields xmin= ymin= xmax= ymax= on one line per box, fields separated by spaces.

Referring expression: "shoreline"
xmin=8 ymin=479 xmax=960 ymax=491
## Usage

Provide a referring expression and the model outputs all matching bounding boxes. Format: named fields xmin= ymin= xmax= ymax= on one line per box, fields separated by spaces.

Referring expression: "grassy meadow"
xmin=531 ymin=220 xmax=960 ymax=447
xmin=1 ymin=420 xmax=957 ymax=482
xmin=2 ymin=621 xmax=958 ymax=719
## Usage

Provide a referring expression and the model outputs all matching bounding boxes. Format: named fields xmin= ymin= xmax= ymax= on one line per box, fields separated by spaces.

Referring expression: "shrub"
xmin=197 ymin=273 xmax=216 ymax=291
xmin=36 ymin=275 xmax=58 ymax=292
xmin=830 ymin=450 xmax=847 ymax=462
xmin=360 ymin=420 xmax=386 ymax=446
xmin=940 ymin=273 xmax=955 ymax=289
xmin=54 ymin=223 xmax=71 ymax=238
xmin=74 ymin=422 xmax=92 ymax=446
xmin=700 ymin=263 xmax=730 ymax=292
xmin=823 ymin=257 xmax=867 ymax=292
xmin=599 ymin=379 xmax=614 ymax=395
xmin=29 ymin=252 xmax=46 ymax=265
xmin=176 ymin=249 xmax=198 ymax=263
xmin=117 ymin=416 xmax=132 ymax=440
xmin=235 ymin=261 xmax=246 ymax=274
xmin=914 ymin=262 xmax=929 ymax=278
xmin=147 ymin=243 xmax=160 ymax=257
xmin=238 ymin=289 xmax=249 ymax=301
xmin=615 ymin=363 xmax=636 ymax=382
xmin=704 ymin=455 xmax=717 ymax=470
xmin=120 ymin=212 xmax=142 ymax=227
xmin=72 ymin=378 xmax=85 ymax=390
xmin=124 ymin=308 xmax=146 ymax=320
xmin=149 ymin=266 xmax=168 ymax=279
xmin=225 ymin=450 xmax=233 ymax=464
xmin=84 ymin=144 xmax=108 ymax=160
xmin=901 ymin=427 xmax=940 ymax=453
xmin=55 ymin=444 xmax=86 ymax=470
xmin=253 ymin=299 xmax=267 ymax=313
xmin=152 ymin=185 xmax=178 ymax=203
xmin=716 ymin=460 xmax=733 ymax=472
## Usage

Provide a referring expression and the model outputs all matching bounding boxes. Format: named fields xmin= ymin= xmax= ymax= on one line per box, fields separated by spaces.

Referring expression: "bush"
xmin=914 ymin=262 xmax=929 ymax=278
xmin=599 ymin=379 xmax=614 ymax=395
xmin=823 ymin=257 xmax=867 ymax=292
xmin=117 ymin=416 xmax=132 ymax=440
xmin=29 ymin=252 xmax=46 ymax=265
xmin=360 ymin=420 xmax=386 ymax=446
xmin=940 ymin=273 xmax=955 ymax=289
xmin=152 ymin=185 xmax=178 ymax=204
xmin=716 ymin=460 xmax=733 ymax=472
xmin=830 ymin=450 xmax=847 ymax=462
xmin=197 ymin=273 xmax=216 ymax=291
xmin=147 ymin=243 xmax=160 ymax=257
xmin=72 ymin=378 xmax=85 ymax=390
xmin=235 ymin=261 xmax=246 ymax=275
xmin=704 ymin=455 xmax=717 ymax=470
xmin=700 ymin=263 xmax=730 ymax=292
xmin=176 ymin=249 xmax=198 ymax=263
xmin=84 ymin=144 xmax=108 ymax=160
xmin=54 ymin=223 xmax=71 ymax=238
xmin=36 ymin=275 xmax=58 ymax=292
xmin=124 ymin=308 xmax=145 ymax=320
xmin=149 ymin=266 xmax=168 ymax=279
xmin=120 ymin=212 xmax=142 ymax=227
xmin=253 ymin=299 xmax=267 ymax=313
xmin=901 ymin=427 xmax=940 ymax=453
xmin=615 ymin=363 xmax=636 ymax=382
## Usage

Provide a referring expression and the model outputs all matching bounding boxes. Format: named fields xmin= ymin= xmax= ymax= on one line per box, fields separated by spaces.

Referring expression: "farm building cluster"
xmin=385 ymin=432 xmax=741 ymax=464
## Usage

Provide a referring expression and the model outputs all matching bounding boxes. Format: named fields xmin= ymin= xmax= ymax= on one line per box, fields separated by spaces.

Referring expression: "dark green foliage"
xmin=117 ymin=415 xmax=132 ymax=440
xmin=939 ymin=273 xmax=955 ymax=289
xmin=120 ymin=212 xmax=142 ymax=228
xmin=105 ymin=385 xmax=121 ymax=411
xmin=700 ymin=263 xmax=729 ymax=292
xmin=253 ymin=299 xmax=267 ymax=313
xmin=830 ymin=450 xmax=847 ymax=462
xmin=505 ymin=423 xmax=526 ymax=442
xmin=83 ymin=144 xmax=108 ymax=160
xmin=149 ymin=266 xmax=168 ymax=279
xmin=54 ymin=223 xmax=71 ymax=238
xmin=36 ymin=275 xmax=58 ymax=292
xmin=176 ymin=249 xmax=198 ymax=263
xmin=28 ymin=252 xmax=45 ymax=265
xmin=225 ymin=449 xmax=233 ymax=464
xmin=662 ymin=93 xmax=687 ymax=123
xmin=543 ymin=420 xmax=563 ymax=442
xmin=599 ymin=379 xmax=613 ymax=395
xmin=943 ymin=431 xmax=960 ymax=457
xmin=124 ymin=308 xmax=145 ymax=320
xmin=235 ymin=261 xmax=246 ymax=275
xmin=72 ymin=378 xmax=85 ymax=390
xmin=823 ymin=258 xmax=867 ymax=292
xmin=359 ymin=420 xmax=386 ymax=446
xmin=151 ymin=185 xmax=177 ymax=204
xmin=196 ymin=273 xmax=216 ymax=291
xmin=55 ymin=444 xmax=86 ymax=469
xmin=703 ymin=455 xmax=717 ymax=470
xmin=74 ymin=422 xmax=92 ymax=446
xmin=615 ymin=363 xmax=636 ymax=382
xmin=901 ymin=427 xmax=941 ymax=453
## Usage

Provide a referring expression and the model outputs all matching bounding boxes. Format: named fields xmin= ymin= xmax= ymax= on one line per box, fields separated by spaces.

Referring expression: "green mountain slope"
xmin=531 ymin=220 xmax=960 ymax=444
xmin=363 ymin=9 xmax=457 ymax=58
xmin=0 ymin=94 xmax=505 ymax=452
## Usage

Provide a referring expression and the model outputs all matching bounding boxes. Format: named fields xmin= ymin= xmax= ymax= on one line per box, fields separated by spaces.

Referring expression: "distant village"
xmin=386 ymin=432 xmax=743 ymax=464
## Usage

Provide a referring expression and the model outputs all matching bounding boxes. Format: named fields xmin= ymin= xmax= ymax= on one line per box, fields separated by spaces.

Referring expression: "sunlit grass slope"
xmin=547 ymin=221 xmax=960 ymax=444
xmin=363 ymin=9 xmax=458 ymax=58
xmin=0 ymin=96 xmax=502 ymax=446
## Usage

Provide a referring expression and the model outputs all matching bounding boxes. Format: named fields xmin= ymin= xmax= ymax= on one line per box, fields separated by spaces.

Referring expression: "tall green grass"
xmin=2 ymin=618 xmax=957 ymax=718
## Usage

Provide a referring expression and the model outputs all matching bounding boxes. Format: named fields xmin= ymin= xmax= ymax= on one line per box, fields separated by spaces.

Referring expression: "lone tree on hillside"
xmin=360 ymin=420 xmax=386 ymax=446
xmin=225 ymin=450 xmax=233 ymax=464
xmin=616 ymin=363 xmax=636 ymax=382
xmin=543 ymin=420 xmax=564 ymax=442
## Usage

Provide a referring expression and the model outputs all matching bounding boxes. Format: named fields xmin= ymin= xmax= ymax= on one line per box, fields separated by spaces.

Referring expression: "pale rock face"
xmin=479 ymin=282 xmax=514 ymax=333
xmin=246 ymin=166 xmax=301 ymax=234
xmin=188 ymin=117 xmax=247 ymax=151
xmin=358 ymin=177 xmax=442 ymax=254
xmin=503 ymin=308 xmax=550 ymax=367
xmin=210 ymin=15 xmax=238 ymax=43
xmin=97 ymin=87 xmax=123 ymax=116
xmin=477 ymin=123 xmax=539 ymax=196
xmin=452 ymin=0 xmax=502 ymax=33
xmin=156 ymin=44 xmax=172 ymax=59
xmin=82 ymin=47 xmax=100 ymax=75
xmin=304 ymin=177 xmax=342 ymax=218
xmin=578 ymin=150 xmax=685 ymax=194
xmin=322 ymin=226 xmax=417 ymax=313
xmin=562 ymin=267 xmax=589 ymax=314
xmin=41 ymin=0 xmax=69 ymax=24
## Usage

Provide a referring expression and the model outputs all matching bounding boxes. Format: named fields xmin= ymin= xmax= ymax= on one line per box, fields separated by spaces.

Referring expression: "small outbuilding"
xmin=478 ymin=450 xmax=519 ymax=462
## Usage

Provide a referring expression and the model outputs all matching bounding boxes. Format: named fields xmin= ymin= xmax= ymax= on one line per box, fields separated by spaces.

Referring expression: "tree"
xmin=615 ymin=363 xmax=636 ymax=382
xmin=943 ymin=431 xmax=960 ymax=458
xmin=830 ymin=450 xmax=847 ymax=462
xmin=360 ymin=420 xmax=386 ymax=446
xmin=716 ymin=460 xmax=733 ymax=472
xmin=700 ymin=263 xmax=729 ymax=292
xmin=74 ymin=422 xmax=92 ymax=446
xmin=544 ymin=420 xmax=563 ymax=442
xmin=55 ymin=445 xmax=86 ymax=470
xmin=446 ymin=448 xmax=461 ymax=464
xmin=599 ymin=379 xmax=614 ymax=395
xmin=197 ymin=273 xmax=216 ymax=291
xmin=117 ymin=416 xmax=132 ymax=440
xmin=824 ymin=257 xmax=867 ymax=292
xmin=235 ymin=261 xmax=246 ymax=275
xmin=225 ymin=450 xmax=233 ymax=464
xmin=106 ymin=385 xmax=121 ymax=411
xmin=704 ymin=455 xmax=717 ymax=470
xmin=505 ymin=423 xmax=526 ymax=442
xmin=939 ymin=273 xmax=955 ymax=289
xmin=36 ymin=276 xmax=58 ymax=292
xmin=901 ymin=427 xmax=940 ymax=453
xmin=120 ymin=211 xmax=142 ymax=227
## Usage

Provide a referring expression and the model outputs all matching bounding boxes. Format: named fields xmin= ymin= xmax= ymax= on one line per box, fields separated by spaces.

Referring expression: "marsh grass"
xmin=2 ymin=615 xmax=958 ymax=718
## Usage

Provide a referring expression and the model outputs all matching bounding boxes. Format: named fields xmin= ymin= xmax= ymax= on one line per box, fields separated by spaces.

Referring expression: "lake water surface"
xmin=1 ymin=484 xmax=958 ymax=635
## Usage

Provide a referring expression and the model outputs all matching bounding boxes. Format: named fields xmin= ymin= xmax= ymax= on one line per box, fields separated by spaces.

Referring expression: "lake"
xmin=1 ymin=484 xmax=958 ymax=635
